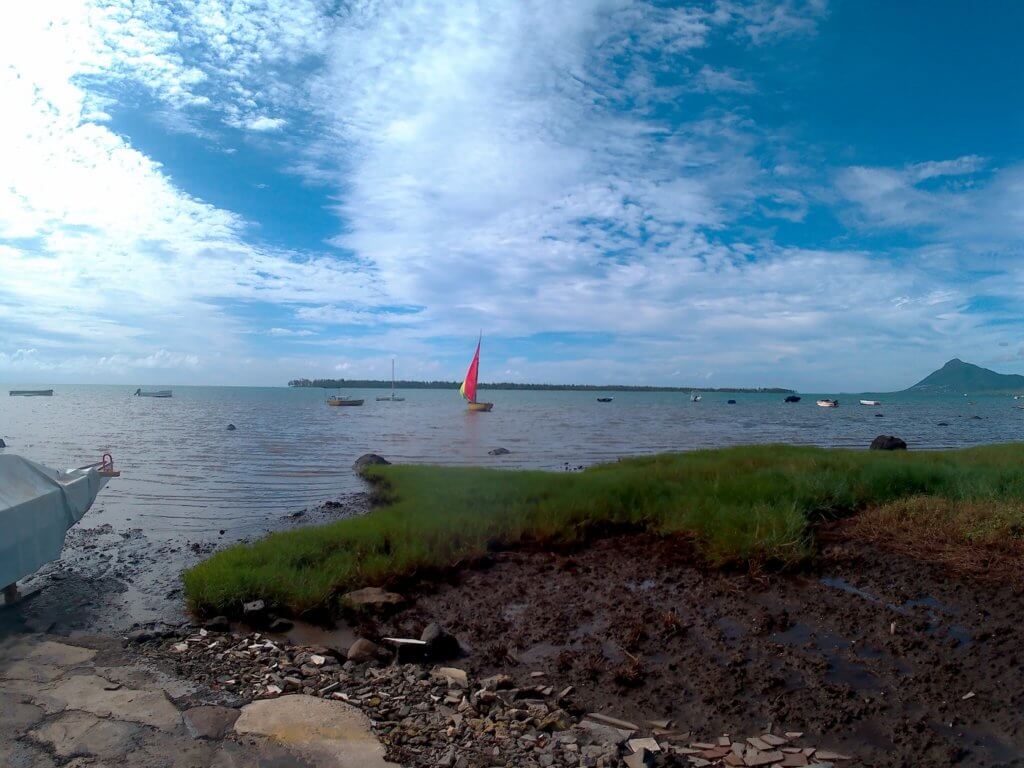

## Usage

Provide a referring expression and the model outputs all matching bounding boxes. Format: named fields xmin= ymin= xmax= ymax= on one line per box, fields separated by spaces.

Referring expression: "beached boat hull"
xmin=9 ymin=390 xmax=53 ymax=397
xmin=1 ymin=455 xmax=113 ymax=592
xmin=328 ymin=398 xmax=364 ymax=406
xmin=468 ymin=402 xmax=494 ymax=412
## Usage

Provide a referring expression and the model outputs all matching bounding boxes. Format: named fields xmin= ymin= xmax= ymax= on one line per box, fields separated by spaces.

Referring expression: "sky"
xmin=1 ymin=0 xmax=1023 ymax=391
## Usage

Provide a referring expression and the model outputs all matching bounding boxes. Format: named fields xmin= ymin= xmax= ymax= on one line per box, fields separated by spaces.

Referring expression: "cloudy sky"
xmin=2 ymin=1 xmax=1022 ymax=390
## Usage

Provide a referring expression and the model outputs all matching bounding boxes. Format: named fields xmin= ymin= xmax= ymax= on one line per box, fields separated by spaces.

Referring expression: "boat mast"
xmin=391 ymin=358 xmax=395 ymax=398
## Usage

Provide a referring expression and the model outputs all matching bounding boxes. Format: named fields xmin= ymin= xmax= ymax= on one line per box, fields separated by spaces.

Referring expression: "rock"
xmin=204 ymin=616 xmax=230 ymax=632
xmin=727 ymin=399 xmax=736 ymax=404
xmin=937 ymin=421 xmax=949 ymax=426
xmin=182 ymin=705 xmax=240 ymax=739
xmin=125 ymin=629 xmax=153 ymax=644
xmin=381 ymin=637 xmax=427 ymax=663
xmin=874 ymin=413 xmax=884 ymax=417
xmin=784 ymin=395 xmax=801 ymax=403
xmin=243 ymin=599 xmax=266 ymax=616
xmin=869 ymin=435 xmax=907 ymax=451
xmin=353 ymin=453 xmax=390 ymax=472
xmin=480 ymin=674 xmax=514 ymax=691
xmin=624 ymin=747 xmax=654 ymax=768
xmin=433 ymin=666 xmax=468 ymax=688
xmin=346 ymin=638 xmax=381 ymax=663
xmin=268 ymin=617 xmax=293 ymax=632
xmin=226 ymin=424 xmax=236 ymax=431
xmin=0 ymin=439 xmax=6 ymax=448
xmin=421 ymin=622 xmax=461 ymax=660
xmin=488 ymin=447 xmax=510 ymax=455
xmin=341 ymin=586 xmax=404 ymax=611
xmin=233 ymin=694 xmax=399 ymax=767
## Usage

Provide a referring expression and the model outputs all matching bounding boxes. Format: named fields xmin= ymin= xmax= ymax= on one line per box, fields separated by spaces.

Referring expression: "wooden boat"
xmin=327 ymin=396 xmax=364 ymax=406
xmin=2 ymin=453 xmax=119 ymax=603
xmin=9 ymin=389 xmax=53 ymax=397
xmin=596 ymin=397 xmax=613 ymax=402
xmin=376 ymin=359 xmax=405 ymax=401
xmin=859 ymin=399 xmax=881 ymax=406
xmin=134 ymin=389 xmax=172 ymax=398
xmin=460 ymin=334 xmax=493 ymax=412
xmin=817 ymin=399 xmax=839 ymax=408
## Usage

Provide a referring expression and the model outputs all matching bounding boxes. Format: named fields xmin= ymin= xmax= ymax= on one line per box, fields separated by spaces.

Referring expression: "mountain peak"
xmin=908 ymin=359 xmax=1024 ymax=393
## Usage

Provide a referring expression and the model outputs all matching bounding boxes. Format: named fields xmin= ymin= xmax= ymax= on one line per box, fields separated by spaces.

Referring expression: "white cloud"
xmin=692 ymin=65 xmax=755 ymax=93
xmin=246 ymin=116 xmax=288 ymax=132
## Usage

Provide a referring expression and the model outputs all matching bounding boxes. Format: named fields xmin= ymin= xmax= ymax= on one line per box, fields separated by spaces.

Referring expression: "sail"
xmin=460 ymin=338 xmax=480 ymax=403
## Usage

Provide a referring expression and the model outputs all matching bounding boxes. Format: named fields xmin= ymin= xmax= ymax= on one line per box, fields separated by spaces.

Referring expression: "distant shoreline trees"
xmin=287 ymin=378 xmax=794 ymax=394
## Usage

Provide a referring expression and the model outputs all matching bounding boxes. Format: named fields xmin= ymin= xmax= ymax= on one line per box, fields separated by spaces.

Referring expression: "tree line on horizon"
xmin=287 ymin=377 xmax=794 ymax=394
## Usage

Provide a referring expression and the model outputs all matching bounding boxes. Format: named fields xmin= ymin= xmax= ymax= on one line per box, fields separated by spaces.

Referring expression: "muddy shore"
xmin=372 ymin=528 xmax=1024 ymax=767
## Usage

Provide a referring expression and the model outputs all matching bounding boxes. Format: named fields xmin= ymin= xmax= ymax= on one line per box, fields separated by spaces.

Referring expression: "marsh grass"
xmin=183 ymin=444 xmax=1024 ymax=615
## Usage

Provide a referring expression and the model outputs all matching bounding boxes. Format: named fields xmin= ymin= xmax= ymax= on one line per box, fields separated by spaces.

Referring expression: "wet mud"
xmin=382 ymin=530 xmax=1024 ymax=767
xmin=0 ymin=494 xmax=370 ymax=637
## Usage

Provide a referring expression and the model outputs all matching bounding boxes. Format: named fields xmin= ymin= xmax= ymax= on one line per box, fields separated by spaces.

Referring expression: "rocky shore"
xmin=137 ymin=625 xmax=853 ymax=768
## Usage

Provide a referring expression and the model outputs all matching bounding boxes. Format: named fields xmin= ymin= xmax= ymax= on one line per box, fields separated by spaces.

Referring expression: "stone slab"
xmin=40 ymin=673 xmax=182 ymax=731
xmin=234 ymin=694 xmax=398 ymax=767
xmin=29 ymin=710 xmax=138 ymax=759
xmin=183 ymin=705 xmax=241 ymax=740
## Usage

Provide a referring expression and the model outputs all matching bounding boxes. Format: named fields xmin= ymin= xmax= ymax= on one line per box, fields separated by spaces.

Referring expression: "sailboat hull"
xmin=468 ymin=402 xmax=494 ymax=412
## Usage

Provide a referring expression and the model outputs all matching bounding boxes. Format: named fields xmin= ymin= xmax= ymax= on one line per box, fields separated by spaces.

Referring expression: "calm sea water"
xmin=2 ymin=384 xmax=1022 ymax=542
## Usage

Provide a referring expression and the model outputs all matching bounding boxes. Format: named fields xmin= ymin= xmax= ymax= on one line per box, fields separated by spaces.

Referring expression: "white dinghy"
xmin=0 ymin=454 xmax=119 ymax=603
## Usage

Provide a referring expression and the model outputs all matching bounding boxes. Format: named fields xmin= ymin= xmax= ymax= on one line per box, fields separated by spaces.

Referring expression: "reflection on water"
xmin=1 ymin=384 xmax=1022 ymax=542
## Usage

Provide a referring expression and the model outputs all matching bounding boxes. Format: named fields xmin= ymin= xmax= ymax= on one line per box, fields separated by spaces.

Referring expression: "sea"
xmin=3 ymin=384 xmax=1022 ymax=543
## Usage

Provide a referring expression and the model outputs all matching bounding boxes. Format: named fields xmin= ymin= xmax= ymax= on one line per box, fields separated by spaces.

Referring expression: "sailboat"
xmin=461 ymin=335 xmax=493 ymax=412
xmin=376 ymin=359 xmax=405 ymax=402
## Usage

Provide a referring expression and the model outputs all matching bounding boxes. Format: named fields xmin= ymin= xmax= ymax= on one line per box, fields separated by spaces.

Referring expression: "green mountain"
xmin=906 ymin=358 xmax=1024 ymax=394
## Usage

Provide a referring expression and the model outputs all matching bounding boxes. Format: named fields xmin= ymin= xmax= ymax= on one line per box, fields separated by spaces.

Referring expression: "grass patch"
xmin=183 ymin=444 xmax=1024 ymax=616
xmin=845 ymin=496 xmax=1024 ymax=583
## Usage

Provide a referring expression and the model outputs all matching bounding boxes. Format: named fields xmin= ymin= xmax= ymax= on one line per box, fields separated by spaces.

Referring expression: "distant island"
xmin=288 ymin=378 xmax=794 ymax=394
xmin=905 ymin=358 xmax=1024 ymax=394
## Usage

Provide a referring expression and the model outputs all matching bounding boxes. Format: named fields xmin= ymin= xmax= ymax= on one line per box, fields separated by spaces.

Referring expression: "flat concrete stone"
xmin=40 ymin=673 xmax=182 ymax=731
xmin=234 ymin=694 xmax=398 ymax=767
xmin=183 ymin=705 xmax=241 ymax=739
xmin=29 ymin=710 xmax=138 ymax=759
xmin=1 ymin=639 xmax=96 ymax=683
xmin=0 ymin=697 xmax=46 ymax=732
xmin=0 ymin=738 xmax=59 ymax=768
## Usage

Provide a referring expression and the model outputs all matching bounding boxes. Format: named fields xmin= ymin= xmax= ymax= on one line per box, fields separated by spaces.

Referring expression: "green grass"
xmin=183 ymin=444 xmax=1024 ymax=616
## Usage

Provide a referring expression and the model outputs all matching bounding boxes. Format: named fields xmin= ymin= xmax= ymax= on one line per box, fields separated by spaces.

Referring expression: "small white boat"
xmin=859 ymin=399 xmax=881 ymax=406
xmin=1 ymin=454 xmax=119 ymax=602
xmin=9 ymin=389 xmax=53 ymax=397
xmin=376 ymin=359 xmax=405 ymax=402
xmin=817 ymin=399 xmax=839 ymax=408
xmin=134 ymin=389 xmax=172 ymax=398
xmin=690 ymin=393 xmax=702 ymax=402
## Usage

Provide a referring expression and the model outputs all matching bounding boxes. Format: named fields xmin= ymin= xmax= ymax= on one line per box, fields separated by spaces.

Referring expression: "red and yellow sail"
xmin=460 ymin=336 xmax=481 ymax=403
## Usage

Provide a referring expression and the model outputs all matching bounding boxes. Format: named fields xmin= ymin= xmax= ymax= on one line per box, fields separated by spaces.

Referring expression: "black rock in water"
xmin=226 ymin=424 xmax=236 ymax=431
xmin=870 ymin=435 xmax=907 ymax=451
xmin=0 ymin=439 xmax=5 ymax=448
xmin=937 ymin=421 xmax=949 ymax=426
xmin=488 ymin=447 xmax=511 ymax=455
xmin=353 ymin=453 xmax=390 ymax=472
xmin=784 ymin=395 xmax=801 ymax=403
xmin=727 ymin=399 xmax=736 ymax=404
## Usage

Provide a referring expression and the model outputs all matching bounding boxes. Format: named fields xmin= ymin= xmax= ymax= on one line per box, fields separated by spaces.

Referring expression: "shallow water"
xmin=2 ymin=384 xmax=1022 ymax=542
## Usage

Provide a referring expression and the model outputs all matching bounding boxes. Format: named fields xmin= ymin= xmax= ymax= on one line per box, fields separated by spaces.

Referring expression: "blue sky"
xmin=1 ymin=1 xmax=1023 ymax=390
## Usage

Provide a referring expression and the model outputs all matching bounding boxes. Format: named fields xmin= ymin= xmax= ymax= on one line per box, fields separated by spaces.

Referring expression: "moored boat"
xmin=460 ymin=334 xmax=493 ymax=412
xmin=134 ymin=388 xmax=172 ymax=398
xmin=9 ymin=389 xmax=53 ymax=397
xmin=860 ymin=399 xmax=882 ymax=406
xmin=1 ymin=453 xmax=119 ymax=603
xmin=376 ymin=359 xmax=405 ymax=401
xmin=784 ymin=395 xmax=801 ymax=403
xmin=327 ymin=396 xmax=364 ymax=406
xmin=597 ymin=397 xmax=613 ymax=402
xmin=817 ymin=399 xmax=839 ymax=408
